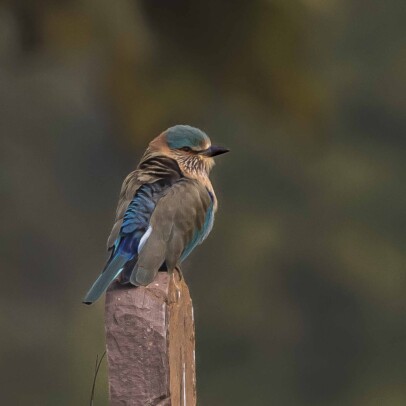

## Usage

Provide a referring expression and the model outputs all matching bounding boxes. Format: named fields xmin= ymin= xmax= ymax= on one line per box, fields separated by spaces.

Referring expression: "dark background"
xmin=1 ymin=1 xmax=405 ymax=405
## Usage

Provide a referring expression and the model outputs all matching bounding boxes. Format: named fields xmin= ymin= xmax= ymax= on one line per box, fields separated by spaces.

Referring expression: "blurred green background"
xmin=1 ymin=1 xmax=405 ymax=405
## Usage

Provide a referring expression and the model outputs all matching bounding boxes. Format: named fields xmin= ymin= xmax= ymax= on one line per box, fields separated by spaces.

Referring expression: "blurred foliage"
xmin=0 ymin=0 xmax=405 ymax=405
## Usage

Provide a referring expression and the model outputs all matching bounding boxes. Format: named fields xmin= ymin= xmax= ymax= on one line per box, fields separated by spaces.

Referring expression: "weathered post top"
xmin=105 ymin=270 xmax=196 ymax=406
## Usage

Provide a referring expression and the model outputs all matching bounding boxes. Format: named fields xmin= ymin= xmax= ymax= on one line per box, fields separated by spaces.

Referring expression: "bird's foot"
xmin=172 ymin=266 xmax=183 ymax=292
xmin=175 ymin=266 xmax=184 ymax=281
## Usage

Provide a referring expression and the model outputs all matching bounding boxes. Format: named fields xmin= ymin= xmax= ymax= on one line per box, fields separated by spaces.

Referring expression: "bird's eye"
xmin=180 ymin=147 xmax=192 ymax=152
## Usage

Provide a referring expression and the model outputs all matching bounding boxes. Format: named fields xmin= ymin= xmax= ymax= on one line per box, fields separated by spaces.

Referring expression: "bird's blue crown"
xmin=165 ymin=125 xmax=210 ymax=150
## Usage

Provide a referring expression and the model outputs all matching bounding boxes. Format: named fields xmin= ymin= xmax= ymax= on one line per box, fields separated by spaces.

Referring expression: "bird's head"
xmin=147 ymin=125 xmax=229 ymax=178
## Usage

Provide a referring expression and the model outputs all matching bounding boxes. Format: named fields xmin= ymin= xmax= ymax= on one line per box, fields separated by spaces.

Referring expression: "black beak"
xmin=200 ymin=145 xmax=230 ymax=157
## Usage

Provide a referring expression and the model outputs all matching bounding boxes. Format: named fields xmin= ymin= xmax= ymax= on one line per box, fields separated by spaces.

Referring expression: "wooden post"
xmin=104 ymin=270 xmax=196 ymax=406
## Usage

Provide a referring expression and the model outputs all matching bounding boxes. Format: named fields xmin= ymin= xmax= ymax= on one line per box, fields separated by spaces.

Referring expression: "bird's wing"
xmin=130 ymin=178 xmax=214 ymax=286
xmin=107 ymin=156 xmax=184 ymax=250
xmin=106 ymin=170 xmax=143 ymax=250
xmin=83 ymin=157 xmax=183 ymax=304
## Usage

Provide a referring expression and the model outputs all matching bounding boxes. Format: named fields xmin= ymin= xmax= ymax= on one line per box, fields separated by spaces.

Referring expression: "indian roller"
xmin=83 ymin=125 xmax=229 ymax=304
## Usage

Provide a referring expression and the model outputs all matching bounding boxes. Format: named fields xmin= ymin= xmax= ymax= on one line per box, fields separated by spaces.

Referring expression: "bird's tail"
xmin=82 ymin=255 xmax=128 ymax=305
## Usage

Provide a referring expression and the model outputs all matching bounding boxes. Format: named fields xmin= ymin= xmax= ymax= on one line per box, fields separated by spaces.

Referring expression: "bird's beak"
xmin=200 ymin=145 xmax=230 ymax=157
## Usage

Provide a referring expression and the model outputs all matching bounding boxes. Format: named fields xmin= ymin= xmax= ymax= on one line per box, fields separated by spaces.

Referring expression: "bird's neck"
xmin=140 ymin=147 xmax=218 ymax=210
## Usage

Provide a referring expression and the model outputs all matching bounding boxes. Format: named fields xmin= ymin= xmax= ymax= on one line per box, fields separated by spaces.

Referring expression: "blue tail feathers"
xmin=82 ymin=254 xmax=128 ymax=305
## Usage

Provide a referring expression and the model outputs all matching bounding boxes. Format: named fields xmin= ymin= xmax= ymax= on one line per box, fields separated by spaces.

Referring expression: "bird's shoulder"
xmin=116 ymin=156 xmax=183 ymax=212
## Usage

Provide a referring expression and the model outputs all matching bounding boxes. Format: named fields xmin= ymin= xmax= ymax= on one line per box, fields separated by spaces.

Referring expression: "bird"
xmin=83 ymin=125 xmax=229 ymax=304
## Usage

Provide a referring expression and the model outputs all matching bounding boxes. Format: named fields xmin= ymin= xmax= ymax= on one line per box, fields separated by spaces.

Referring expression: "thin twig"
xmin=90 ymin=350 xmax=106 ymax=406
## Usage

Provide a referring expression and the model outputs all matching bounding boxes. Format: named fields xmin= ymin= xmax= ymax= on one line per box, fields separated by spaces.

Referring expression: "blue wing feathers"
xmin=117 ymin=182 xmax=164 ymax=256
xmin=121 ymin=184 xmax=158 ymax=234
xmin=83 ymin=181 xmax=167 ymax=304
